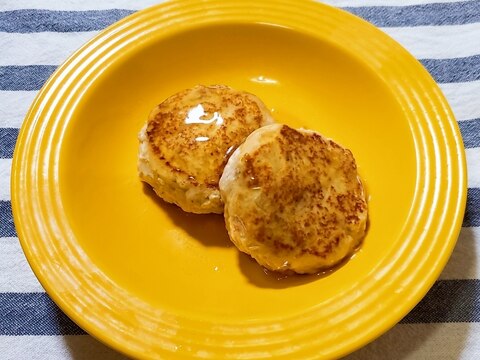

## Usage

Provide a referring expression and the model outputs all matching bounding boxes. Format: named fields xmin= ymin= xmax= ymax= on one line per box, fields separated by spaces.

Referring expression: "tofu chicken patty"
xmin=138 ymin=85 xmax=274 ymax=214
xmin=219 ymin=124 xmax=368 ymax=274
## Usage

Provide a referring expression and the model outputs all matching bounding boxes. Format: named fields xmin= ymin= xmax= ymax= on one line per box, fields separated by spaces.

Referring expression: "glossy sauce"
xmin=145 ymin=85 xmax=275 ymax=187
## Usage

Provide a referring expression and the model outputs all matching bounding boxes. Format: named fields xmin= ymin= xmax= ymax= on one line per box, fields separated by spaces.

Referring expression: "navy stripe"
xmin=464 ymin=188 xmax=480 ymax=227
xmin=0 ymin=128 xmax=18 ymax=159
xmin=402 ymin=279 xmax=480 ymax=323
xmin=0 ymin=9 xmax=134 ymax=33
xmin=0 ymin=65 xmax=56 ymax=91
xmin=0 ymin=201 xmax=16 ymax=237
xmin=1 ymin=55 xmax=479 ymax=91
xmin=345 ymin=1 xmax=480 ymax=27
xmin=459 ymin=119 xmax=480 ymax=148
xmin=0 ymin=3 xmax=478 ymax=33
xmin=420 ymin=55 xmax=480 ymax=84
xmin=0 ymin=188 xmax=477 ymax=238
xmin=1 ymin=121 xmax=473 ymax=157
xmin=2 ymin=281 xmax=480 ymax=335
xmin=0 ymin=293 xmax=85 ymax=335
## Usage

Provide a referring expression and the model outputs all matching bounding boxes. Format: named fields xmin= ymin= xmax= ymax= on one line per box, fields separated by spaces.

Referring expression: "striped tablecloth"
xmin=1 ymin=0 xmax=479 ymax=359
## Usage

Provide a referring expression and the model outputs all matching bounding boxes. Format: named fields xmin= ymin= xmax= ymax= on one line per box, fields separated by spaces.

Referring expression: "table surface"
xmin=1 ymin=0 xmax=479 ymax=359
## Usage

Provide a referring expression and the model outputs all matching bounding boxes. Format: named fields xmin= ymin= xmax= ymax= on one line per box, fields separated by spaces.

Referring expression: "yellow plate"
xmin=12 ymin=0 xmax=467 ymax=358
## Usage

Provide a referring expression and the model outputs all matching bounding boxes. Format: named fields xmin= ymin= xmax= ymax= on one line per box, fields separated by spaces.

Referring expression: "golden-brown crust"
xmin=147 ymin=86 xmax=270 ymax=187
xmin=139 ymin=85 xmax=274 ymax=213
xmin=219 ymin=124 xmax=367 ymax=273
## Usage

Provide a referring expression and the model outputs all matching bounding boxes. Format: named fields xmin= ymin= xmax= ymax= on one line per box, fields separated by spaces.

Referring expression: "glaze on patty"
xmin=138 ymin=85 xmax=274 ymax=213
xmin=219 ymin=124 xmax=367 ymax=273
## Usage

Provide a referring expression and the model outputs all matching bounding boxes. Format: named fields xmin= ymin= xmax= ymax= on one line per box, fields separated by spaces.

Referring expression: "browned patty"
xmin=219 ymin=124 xmax=368 ymax=273
xmin=138 ymin=85 xmax=274 ymax=213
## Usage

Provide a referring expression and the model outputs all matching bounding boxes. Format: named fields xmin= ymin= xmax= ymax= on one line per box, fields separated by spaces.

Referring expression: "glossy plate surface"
xmin=12 ymin=0 xmax=466 ymax=358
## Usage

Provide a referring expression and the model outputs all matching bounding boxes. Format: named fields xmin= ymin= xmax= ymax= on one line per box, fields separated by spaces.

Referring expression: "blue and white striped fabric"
xmin=1 ymin=0 xmax=479 ymax=359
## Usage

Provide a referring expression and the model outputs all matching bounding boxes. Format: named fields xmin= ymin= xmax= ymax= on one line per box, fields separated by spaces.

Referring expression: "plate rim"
xmin=11 ymin=0 xmax=467 ymax=358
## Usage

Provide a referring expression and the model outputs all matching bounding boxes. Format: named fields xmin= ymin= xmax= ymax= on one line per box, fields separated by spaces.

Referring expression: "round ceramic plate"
xmin=12 ymin=0 xmax=466 ymax=359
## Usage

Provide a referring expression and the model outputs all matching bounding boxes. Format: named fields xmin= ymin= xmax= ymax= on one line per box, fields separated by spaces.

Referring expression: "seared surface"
xmin=219 ymin=124 xmax=367 ymax=273
xmin=138 ymin=85 xmax=274 ymax=213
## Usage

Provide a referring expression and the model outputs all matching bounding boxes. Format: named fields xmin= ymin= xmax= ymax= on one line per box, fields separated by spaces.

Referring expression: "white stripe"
xmin=2 ymin=24 xmax=480 ymax=66
xmin=348 ymin=322 xmax=480 ymax=359
xmin=1 ymin=324 xmax=479 ymax=360
xmin=0 ymin=159 xmax=11 ymax=201
xmin=440 ymin=81 xmax=480 ymax=121
xmin=0 ymin=0 xmax=161 ymax=11
xmin=0 ymin=322 xmax=478 ymax=360
xmin=0 ymin=238 xmax=44 ymax=292
xmin=440 ymin=227 xmax=480 ymax=280
xmin=0 ymin=32 xmax=97 ymax=66
xmin=1 ymin=158 xmax=474 ymax=286
xmin=0 ymin=335 xmax=128 ymax=360
xmin=383 ymin=23 xmax=480 ymax=59
xmin=1 ymin=82 xmax=479 ymax=131
xmin=1 ymin=84 xmax=478 ymax=131
xmin=1 ymin=141 xmax=475 ymax=195
xmin=467 ymin=148 xmax=480 ymax=189
xmin=0 ymin=91 xmax=36 ymax=128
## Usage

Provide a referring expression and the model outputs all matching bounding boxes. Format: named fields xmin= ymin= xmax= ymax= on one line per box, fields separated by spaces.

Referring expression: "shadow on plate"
xmin=144 ymin=183 xmax=338 ymax=289
xmin=237 ymin=251 xmax=331 ymax=289
xmin=142 ymin=183 xmax=231 ymax=248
